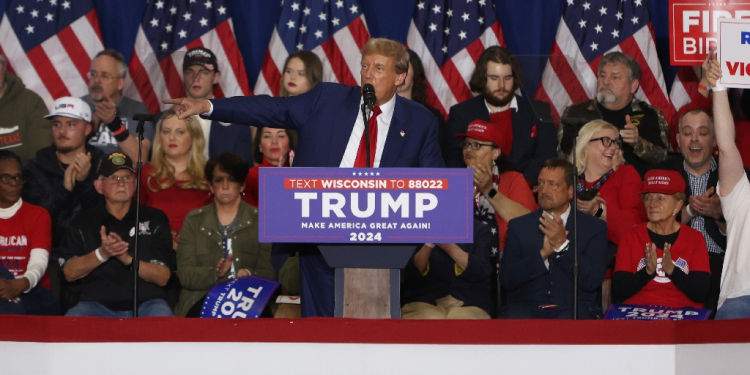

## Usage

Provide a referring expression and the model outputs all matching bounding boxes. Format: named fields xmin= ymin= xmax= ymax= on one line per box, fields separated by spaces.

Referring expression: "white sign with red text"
xmin=718 ymin=18 xmax=750 ymax=88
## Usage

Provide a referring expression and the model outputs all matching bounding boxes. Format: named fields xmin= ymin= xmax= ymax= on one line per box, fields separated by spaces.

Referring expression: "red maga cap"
xmin=642 ymin=169 xmax=685 ymax=195
xmin=454 ymin=119 xmax=510 ymax=155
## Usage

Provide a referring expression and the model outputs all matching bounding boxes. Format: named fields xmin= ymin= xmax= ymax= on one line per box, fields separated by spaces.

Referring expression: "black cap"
xmin=183 ymin=47 xmax=219 ymax=72
xmin=97 ymin=152 xmax=135 ymax=177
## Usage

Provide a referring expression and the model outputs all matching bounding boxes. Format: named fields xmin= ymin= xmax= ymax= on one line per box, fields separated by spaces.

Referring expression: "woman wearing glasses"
xmin=0 ymin=150 xmax=58 ymax=315
xmin=570 ymin=120 xmax=647 ymax=310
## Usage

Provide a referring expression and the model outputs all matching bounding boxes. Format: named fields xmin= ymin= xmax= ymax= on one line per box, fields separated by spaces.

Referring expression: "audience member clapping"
xmin=175 ymin=153 xmax=275 ymax=317
xmin=614 ymin=170 xmax=710 ymax=309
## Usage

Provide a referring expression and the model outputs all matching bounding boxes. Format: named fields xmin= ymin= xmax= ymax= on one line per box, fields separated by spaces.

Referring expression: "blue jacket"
xmin=501 ymin=208 xmax=608 ymax=310
xmin=207 ymin=120 xmax=253 ymax=163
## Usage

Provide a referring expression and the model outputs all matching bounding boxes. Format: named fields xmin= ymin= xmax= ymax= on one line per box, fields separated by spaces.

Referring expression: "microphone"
xmin=132 ymin=114 xmax=156 ymax=122
xmin=362 ymin=83 xmax=376 ymax=110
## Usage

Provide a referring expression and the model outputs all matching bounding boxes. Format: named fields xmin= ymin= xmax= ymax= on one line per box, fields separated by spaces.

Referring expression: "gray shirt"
xmin=82 ymin=95 xmax=154 ymax=155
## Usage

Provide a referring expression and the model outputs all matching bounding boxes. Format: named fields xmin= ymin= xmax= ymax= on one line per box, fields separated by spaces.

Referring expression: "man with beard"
xmin=83 ymin=50 xmax=152 ymax=163
xmin=22 ymin=97 xmax=104 ymax=307
xmin=445 ymin=46 xmax=557 ymax=184
xmin=500 ymin=159 xmax=608 ymax=319
xmin=558 ymin=52 xmax=669 ymax=177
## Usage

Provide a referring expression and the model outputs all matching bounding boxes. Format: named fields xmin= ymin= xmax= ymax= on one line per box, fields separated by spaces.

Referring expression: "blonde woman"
xmin=141 ymin=109 xmax=211 ymax=248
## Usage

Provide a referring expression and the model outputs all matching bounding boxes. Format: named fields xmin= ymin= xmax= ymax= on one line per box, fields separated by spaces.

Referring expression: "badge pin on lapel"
xmin=400 ymin=130 xmax=405 ymax=137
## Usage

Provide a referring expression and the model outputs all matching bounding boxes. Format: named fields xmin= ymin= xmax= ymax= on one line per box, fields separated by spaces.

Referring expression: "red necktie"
xmin=354 ymin=106 xmax=381 ymax=168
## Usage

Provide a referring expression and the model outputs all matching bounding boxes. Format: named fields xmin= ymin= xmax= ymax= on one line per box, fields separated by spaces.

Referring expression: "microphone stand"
xmin=131 ymin=114 xmax=154 ymax=317
xmin=361 ymin=103 xmax=372 ymax=168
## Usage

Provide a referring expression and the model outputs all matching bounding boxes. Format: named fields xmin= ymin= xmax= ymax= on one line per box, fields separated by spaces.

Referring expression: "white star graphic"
xmin=615 ymin=11 xmax=623 ymax=20
xmin=31 ymin=9 xmax=39 ymax=18
xmin=432 ymin=5 xmax=441 ymax=14
xmin=16 ymin=5 xmax=24 ymax=13
xmin=199 ymin=17 xmax=209 ymax=27
xmin=300 ymin=25 xmax=307 ymax=33
xmin=491 ymin=247 xmax=498 ymax=255
xmin=350 ymin=4 xmax=358 ymax=13
xmin=352 ymin=172 xmax=356 ymax=176
xmin=318 ymin=11 xmax=326 ymax=21
xmin=479 ymin=0 xmax=486 ymax=5
xmin=297 ymin=43 xmax=304 ymax=50
xmin=336 ymin=0 xmax=344 ymax=8
xmin=61 ymin=0 xmax=70 ymax=9
xmin=594 ymin=24 xmax=602 ymax=33
xmin=303 ymin=7 xmax=311 ymax=16
xmin=49 ymin=0 xmax=57 ymax=6
xmin=578 ymin=19 xmax=586 ymax=28
xmin=490 ymin=227 xmax=497 ymax=235
xmin=25 ymin=24 xmax=34 ymax=34
xmin=567 ymin=0 xmax=574 ymax=5
xmin=478 ymin=16 xmax=484 ymax=25
xmin=169 ymin=6 xmax=177 ymax=15
xmin=611 ymin=29 xmax=619 ymax=38
xmin=634 ymin=0 xmax=642 ymax=6
xmin=156 ymin=0 xmax=164 ymax=9
xmin=598 ymin=6 xmax=607 ymax=16
xmin=582 ymin=2 xmax=590 ymax=10
xmin=315 ymin=30 xmax=323 ymax=38
xmin=467 ymin=0 xmax=473 ymax=3
xmin=376 ymin=172 xmax=380 ymax=176
xmin=165 ymin=24 xmax=173 ymax=32
xmin=417 ymin=1 xmax=425 ymax=10
xmin=461 ymin=12 xmax=470 ymax=21
xmin=459 ymin=30 xmax=467 ymax=39
xmin=590 ymin=42 xmax=598 ymax=51
xmin=183 ymin=12 xmax=192 ymax=21
xmin=332 ymin=17 xmax=340 ymax=26
xmin=442 ymin=45 xmax=448 ymax=53
xmin=205 ymin=0 xmax=212 ymax=9
xmin=190 ymin=0 xmax=196 ymax=3
xmin=291 ymin=2 xmax=299 ymax=11
xmin=447 ymin=9 xmax=453 ymax=17
xmin=161 ymin=42 xmax=168 ymax=50
xmin=45 ymin=13 xmax=53 ymax=22
xmin=217 ymin=6 xmax=226 ymax=15
xmin=631 ymin=16 xmax=639 ymax=25
xmin=179 ymin=29 xmax=187 ymax=38
xmin=150 ymin=18 xmax=159 ymax=27
xmin=358 ymin=172 xmax=363 ymax=176
xmin=287 ymin=20 xmax=295 ymax=29
xmin=428 ymin=23 xmax=437 ymax=32
xmin=444 ymin=27 xmax=450 ymax=35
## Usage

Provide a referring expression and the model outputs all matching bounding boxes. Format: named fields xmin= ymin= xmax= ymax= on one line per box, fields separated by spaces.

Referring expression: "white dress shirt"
xmin=543 ymin=203 xmax=571 ymax=269
xmin=339 ymin=94 xmax=397 ymax=168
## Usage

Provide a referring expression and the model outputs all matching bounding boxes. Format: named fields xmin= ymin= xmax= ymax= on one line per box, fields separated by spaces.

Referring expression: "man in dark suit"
xmin=165 ymin=38 xmax=444 ymax=317
xmin=500 ymin=159 xmax=608 ymax=319
xmin=445 ymin=46 xmax=557 ymax=184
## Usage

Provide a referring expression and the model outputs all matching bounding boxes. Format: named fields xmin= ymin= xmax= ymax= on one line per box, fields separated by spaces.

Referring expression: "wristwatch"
xmin=594 ymin=203 xmax=604 ymax=218
xmin=487 ymin=188 xmax=498 ymax=198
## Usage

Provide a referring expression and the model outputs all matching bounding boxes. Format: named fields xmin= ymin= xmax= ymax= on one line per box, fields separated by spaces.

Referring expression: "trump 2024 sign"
xmin=258 ymin=168 xmax=474 ymax=244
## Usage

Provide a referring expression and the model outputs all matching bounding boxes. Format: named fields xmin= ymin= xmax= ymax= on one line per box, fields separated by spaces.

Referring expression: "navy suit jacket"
xmin=445 ymin=95 xmax=557 ymax=182
xmin=501 ymin=208 xmax=608 ymax=310
xmin=207 ymin=82 xmax=445 ymax=169
xmin=208 ymin=120 xmax=253 ymax=163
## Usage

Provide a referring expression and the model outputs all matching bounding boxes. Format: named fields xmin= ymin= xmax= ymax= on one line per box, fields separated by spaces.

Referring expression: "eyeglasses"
xmin=99 ymin=175 xmax=134 ymax=185
xmin=589 ymin=137 xmax=622 ymax=149
xmin=460 ymin=141 xmax=496 ymax=151
xmin=0 ymin=174 xmax=25 ymax=185
xmin=86 ymin=71 xmax=121 ymax=82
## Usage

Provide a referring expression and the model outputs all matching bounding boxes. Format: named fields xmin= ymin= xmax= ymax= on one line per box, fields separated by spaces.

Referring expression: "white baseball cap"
xmin=45 ymin=97 xmax=91 ymax=122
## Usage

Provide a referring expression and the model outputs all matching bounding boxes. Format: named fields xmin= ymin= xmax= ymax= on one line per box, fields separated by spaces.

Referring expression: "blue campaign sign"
xmin=200 ymin=276 xmax=280 ymax=319
xmin=258 ymin=168 xmax=474 ymax=244
xmin=604 ymin=304 xmax=711 ymax=321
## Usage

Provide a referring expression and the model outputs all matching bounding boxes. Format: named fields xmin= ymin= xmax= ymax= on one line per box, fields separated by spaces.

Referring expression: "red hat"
xmin=642 ymin=169 xmax=686 ymax=195
xmin=454 ymin=120 xmax=510 ymax=156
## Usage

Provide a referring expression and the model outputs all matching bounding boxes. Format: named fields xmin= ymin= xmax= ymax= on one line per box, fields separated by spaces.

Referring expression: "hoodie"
xmin=0 ymin=72 xmax=53 ymax=163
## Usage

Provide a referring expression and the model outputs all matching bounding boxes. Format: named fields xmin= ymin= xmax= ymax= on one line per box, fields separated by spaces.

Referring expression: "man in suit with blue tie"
xmin=165 ymin=38 xmax=444 ymax=317
xmin=500 ymin=159 xmax=608 ymax=319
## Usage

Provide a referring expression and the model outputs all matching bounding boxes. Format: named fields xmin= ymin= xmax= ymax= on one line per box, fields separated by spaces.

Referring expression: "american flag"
xmin=535 ymin=0 xmax=675 ymax=124
xmin=406 ymin=0 xmax=505 ymax=116
xmin=0 ymin=0 xmax=104 ymax=106
xmin=668 ymin=65 xmax=707 ymax=149
xmin=125 ymin=0 xmax=251 ymax=114
xmin=254 ymin=0 xmax=370 ymax=96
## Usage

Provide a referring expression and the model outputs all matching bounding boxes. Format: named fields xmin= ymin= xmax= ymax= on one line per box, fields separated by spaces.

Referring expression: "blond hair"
xmin=570 ymin=120 xmax=625 ymax=172
xmin=148 ymin=109 xmax=208 ymax=191
xmin=361 ymin=38 xmax=409 ymax=75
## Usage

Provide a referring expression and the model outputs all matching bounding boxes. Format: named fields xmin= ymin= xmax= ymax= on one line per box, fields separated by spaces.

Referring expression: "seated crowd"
xmin=1 ymin=40 xmax=749 ymax=320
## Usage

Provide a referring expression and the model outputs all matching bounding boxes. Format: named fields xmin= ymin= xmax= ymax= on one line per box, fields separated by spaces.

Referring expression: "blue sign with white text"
xmin=604 ymin=304 xmax=711 ymax=321
xmin=200 ymin=276 xmax=279 ymax=318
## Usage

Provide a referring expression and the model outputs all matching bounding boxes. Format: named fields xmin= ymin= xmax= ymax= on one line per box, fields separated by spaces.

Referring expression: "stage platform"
xmin=2 ymin=316 xmax=749 ymax=374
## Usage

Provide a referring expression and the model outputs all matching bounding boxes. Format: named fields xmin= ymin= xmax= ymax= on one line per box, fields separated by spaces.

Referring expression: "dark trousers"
xmin=500 ymin=301 xmax=601 ymax=320
xmin=706 ymin=252 xmax=725 ymax=319
xmin=298 ymin=245 xmax=335 ymax=317
xmin=0 ymin=267 xmax=60 ymax=316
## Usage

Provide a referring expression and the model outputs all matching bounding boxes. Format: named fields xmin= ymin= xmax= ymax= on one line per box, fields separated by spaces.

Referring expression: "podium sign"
xmin=258 ymin=168 xmax=474 ymax=244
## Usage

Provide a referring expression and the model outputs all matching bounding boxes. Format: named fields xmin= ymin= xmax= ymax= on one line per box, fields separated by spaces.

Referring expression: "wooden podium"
xmin=318 ymin=245 xmax=415 ymax=318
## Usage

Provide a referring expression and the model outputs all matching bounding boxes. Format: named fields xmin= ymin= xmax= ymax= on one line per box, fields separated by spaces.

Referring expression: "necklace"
xmin=217 ymin=214 xmax=238 ymax=237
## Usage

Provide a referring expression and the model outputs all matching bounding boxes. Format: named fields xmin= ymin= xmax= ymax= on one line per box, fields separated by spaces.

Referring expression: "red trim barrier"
xmin=3 ymin=316 xmax=750 ymax=344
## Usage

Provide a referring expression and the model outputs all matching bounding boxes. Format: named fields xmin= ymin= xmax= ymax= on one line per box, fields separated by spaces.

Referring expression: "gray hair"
xmin=598 ymin=52 xmax=641 ymax=82
xmin=92 ymin=49 xmax=127 ymax=78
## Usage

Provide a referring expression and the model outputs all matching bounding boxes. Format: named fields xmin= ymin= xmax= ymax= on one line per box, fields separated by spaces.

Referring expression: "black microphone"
xmin=362 ymin=83 xmax=376 ymax=109
xmin=132 ymin=114 xmax=156 ymax=122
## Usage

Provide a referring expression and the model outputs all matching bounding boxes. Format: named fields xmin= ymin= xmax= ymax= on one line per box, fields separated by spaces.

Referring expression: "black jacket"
xmin=22 ymin=144 xmax=104 ymax=250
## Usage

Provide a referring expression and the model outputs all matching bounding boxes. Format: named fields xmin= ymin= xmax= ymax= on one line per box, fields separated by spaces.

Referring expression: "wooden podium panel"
xmin=342 ymin=269 xmax=391 ymax=318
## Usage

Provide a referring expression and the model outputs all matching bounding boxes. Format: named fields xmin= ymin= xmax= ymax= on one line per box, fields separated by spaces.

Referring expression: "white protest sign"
xmin=718 ymin=18 xmax=750 ymax=88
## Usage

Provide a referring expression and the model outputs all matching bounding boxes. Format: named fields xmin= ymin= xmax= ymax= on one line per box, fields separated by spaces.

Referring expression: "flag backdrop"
xmin=254 ymin=0 xmax=370 ymax=97
xmin=125 ymin=0 xmax=250 ymax=114
xmin=535 ymin=0 xmax=675 ymax=123
xmin=0 ymin=0 xmax=103 ymax=106
xmin=406 ymin=0 xmax=505 ymax=116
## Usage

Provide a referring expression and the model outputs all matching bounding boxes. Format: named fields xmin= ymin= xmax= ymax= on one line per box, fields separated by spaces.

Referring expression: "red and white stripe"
xmin=125 ymin=19 xmax=251 ymax=114
xmin=0 ymin=11 xmax=104 ymax=108
xmin=669 ymin=65 xmax=702 ymax=114
xmin=406 ymin=20 xmax=504 ymax=117
xmin=536 ymin=20 xmax=676 ymax=124
xmin=254 ymin=15 xmax=370 ymax=97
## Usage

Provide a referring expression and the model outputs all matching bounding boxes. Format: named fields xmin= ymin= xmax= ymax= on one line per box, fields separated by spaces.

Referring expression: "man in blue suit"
xmin=165 ymin=38 xmax=444 ymax=317
xmin=500 ymin=159 xmax=608 ymax=319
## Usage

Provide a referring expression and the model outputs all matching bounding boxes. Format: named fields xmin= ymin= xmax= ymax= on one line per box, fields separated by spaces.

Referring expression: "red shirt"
xmin=594 ymin=165 xmax=648 ymax=245
xmin=615 ymin=222 xmax=710 ymax=308
xmin=140 ymin=164 xmax=211 ymax=233
xmin=244 ymin=157 xmax=284 ymax=208
xmin=0 ymin=202 xmax=52 ymax=290
xmin=495 ymin=171 xmax=537 ymax=251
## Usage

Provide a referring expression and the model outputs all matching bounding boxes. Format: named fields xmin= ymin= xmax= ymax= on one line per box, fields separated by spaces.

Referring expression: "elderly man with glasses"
xmin=59 ymin=152 xmax=174 ymax=317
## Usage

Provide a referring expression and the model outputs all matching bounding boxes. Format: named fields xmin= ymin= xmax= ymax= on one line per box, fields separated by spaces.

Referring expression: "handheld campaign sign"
xmin=718 ymin=18 xmax=750 ymax=88
xmin=604 ymin=304 xmax=711 ymax=321
xmin=200 ymin=276 xmax=280 ymax=318
xmin=258 ymin=168 xmax=474 ymax=244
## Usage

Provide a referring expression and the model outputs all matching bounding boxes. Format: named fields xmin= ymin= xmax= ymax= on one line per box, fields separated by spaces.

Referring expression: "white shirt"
xmin=543 ymin=203 xmax=571 ymax=269
xmin=484 ymin=95 xmax=519 ymax=114
xmin=717 ymin=175 xmax=750 ymax=308
xmin=339 ymin=94 xmax=397 ymax=168
xmin=195 ymin=116 xmax=211 ymax=159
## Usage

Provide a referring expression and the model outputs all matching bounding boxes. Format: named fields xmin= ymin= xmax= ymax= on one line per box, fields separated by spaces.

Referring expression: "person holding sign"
xmin=613 ymin=170 xmax=710 ymax=309
xmin=175 ymin=153 xmax=275 ymax=318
